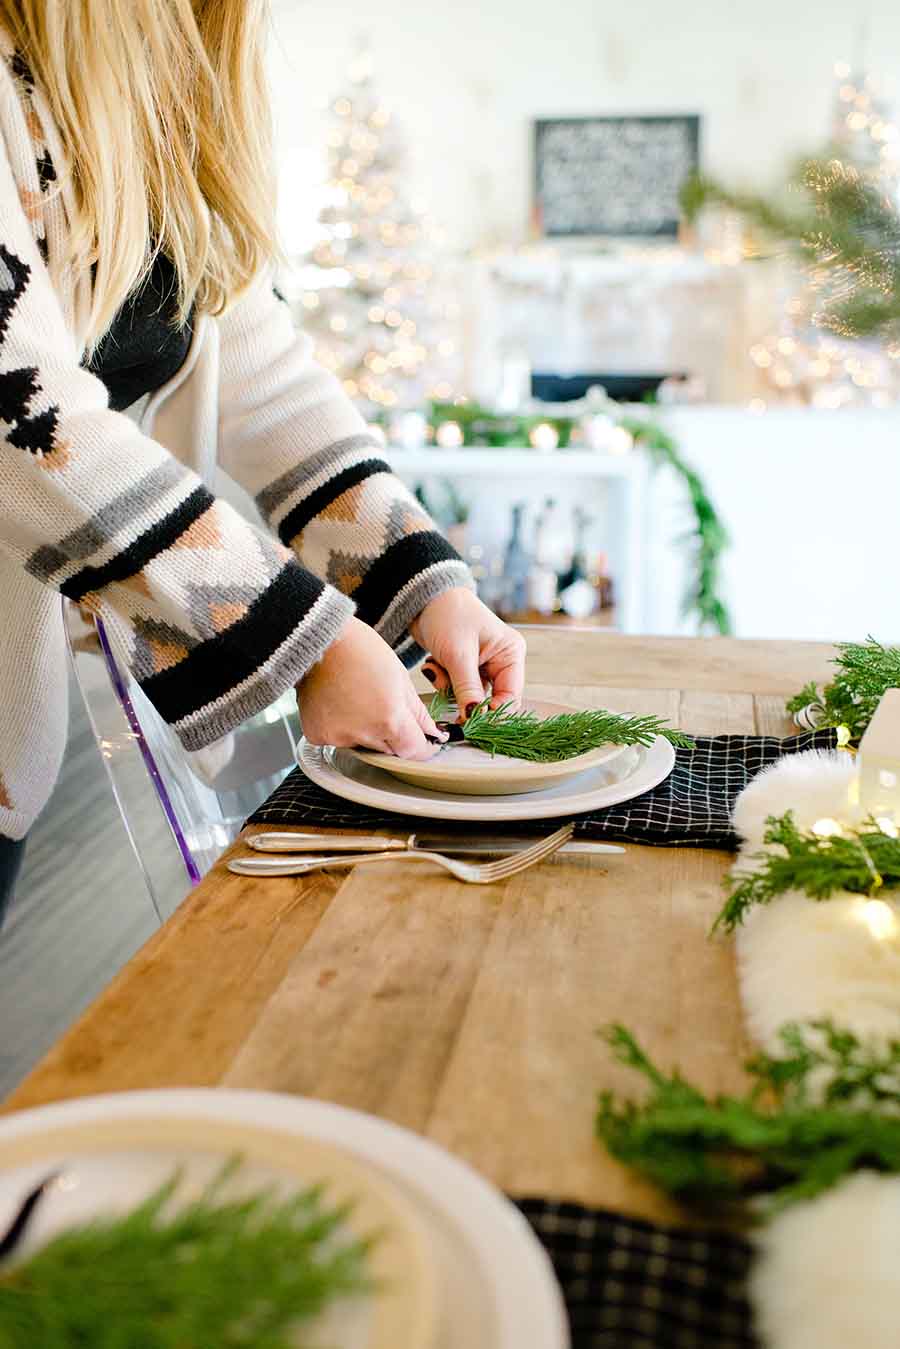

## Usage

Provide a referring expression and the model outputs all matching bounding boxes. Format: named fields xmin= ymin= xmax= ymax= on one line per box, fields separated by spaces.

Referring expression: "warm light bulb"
xmin=436 ymin=420 xmax=464 ymax=448
xmin=812 ymin=817 xmax=844 ymax=838
xmin=860 ymin=899 xmax=898 ymax=941
xmin=609 ymin=427 xmax=634 ymax=455
xmin=529 ymin=422 xmax=559 ymax=451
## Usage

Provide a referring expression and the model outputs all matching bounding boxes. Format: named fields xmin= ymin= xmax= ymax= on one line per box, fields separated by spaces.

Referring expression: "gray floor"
xmin=0 ymin=670 xmax=189 ymax=1100
xmin=0 ymin=625 xmax=299 ymax=1102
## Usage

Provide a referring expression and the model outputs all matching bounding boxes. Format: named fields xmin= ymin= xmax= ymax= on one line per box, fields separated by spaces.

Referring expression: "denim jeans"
xmin=0 ymin=835 xmax=26 ymax=929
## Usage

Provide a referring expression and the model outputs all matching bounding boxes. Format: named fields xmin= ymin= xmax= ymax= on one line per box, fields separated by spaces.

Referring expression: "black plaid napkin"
xmin=516 ymin=1199 xmax=758 ymax=1349
xmin=246 ymin=730 xmax=837 ymax=851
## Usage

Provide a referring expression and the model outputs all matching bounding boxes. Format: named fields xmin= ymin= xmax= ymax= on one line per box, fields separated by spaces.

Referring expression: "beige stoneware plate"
xmin=0 ymin=1114 xmax=437 ymax=1349
xmin=0 ymin=1090 xmax=569 ymax=1348
xmin=348 ymin=698 xmax=630 ymax=795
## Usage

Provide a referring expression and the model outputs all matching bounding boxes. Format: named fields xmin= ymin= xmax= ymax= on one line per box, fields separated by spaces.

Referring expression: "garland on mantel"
xmin=425 ymin=400 xmax=733 ymax=636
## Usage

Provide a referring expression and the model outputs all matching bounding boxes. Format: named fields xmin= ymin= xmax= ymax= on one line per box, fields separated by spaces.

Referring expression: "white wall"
xmin=644 ymin=406 xmax=900 ymax=642
xmin=269 ymin=0 xmax=900 ymax=255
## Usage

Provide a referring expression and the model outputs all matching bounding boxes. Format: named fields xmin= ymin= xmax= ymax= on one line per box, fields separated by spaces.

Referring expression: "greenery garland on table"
xmin=425 ymin=400 xmax=733 ymax=636
xmin=0 ymin=1163 xmax=370 ymax=1348
xmin=786 ymin=637 xmax=900 ymax=740
xmin=596 ymin=1019 xmax=900 ymax=1217
xmin=714 ymin=811 xmax=900 ymax=932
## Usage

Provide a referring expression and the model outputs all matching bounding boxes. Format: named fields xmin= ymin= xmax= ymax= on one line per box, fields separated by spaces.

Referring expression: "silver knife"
xmin=245 ymin=831 xmax=624 ymax=857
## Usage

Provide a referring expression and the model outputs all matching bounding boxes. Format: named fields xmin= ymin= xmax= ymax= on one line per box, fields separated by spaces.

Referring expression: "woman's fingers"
xmin=421 ymin=659 xmax=450 ymax=691
xmin=486 ymin=651 xmax=526 ymax=708
xmin=411 ymin=691 xmax=447 ymax=742
xmin=437 ymin=641 xmax=487 ymax=719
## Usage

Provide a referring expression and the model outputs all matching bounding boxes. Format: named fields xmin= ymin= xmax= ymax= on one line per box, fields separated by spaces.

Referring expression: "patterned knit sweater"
xmin=0 ymin=46 xmax=471 ymax=839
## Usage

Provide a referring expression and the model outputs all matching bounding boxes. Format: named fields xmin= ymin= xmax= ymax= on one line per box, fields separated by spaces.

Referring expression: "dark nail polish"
xmin=422 ymin=667 xmax=437 ymax=684
xmin=465 ymin=702 xmax=478 ymax=717
xmin=425 ymin=734 xmax=441 ymax=745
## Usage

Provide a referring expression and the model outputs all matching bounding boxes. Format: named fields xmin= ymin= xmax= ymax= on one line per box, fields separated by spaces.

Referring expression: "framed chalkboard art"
xmin=534 ymin=115 xmax=701 ymax=238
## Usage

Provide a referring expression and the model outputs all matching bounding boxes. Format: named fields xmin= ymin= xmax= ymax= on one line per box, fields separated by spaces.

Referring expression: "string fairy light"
xmin=296 ymin=50 xmax=460 ymax=417
xmin=745 ymin=60 xmax=900 ymax=409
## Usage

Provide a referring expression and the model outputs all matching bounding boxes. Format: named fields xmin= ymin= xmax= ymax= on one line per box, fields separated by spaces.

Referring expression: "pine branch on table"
xmin=715 ymin=811 xmax=900 ymax=932
xmin=596 ymin=1020 xmax=900 ymax=1218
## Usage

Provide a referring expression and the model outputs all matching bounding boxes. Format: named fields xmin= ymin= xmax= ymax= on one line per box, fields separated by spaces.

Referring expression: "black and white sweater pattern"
xmin=0 ymin=44 xmax=471 ymax=836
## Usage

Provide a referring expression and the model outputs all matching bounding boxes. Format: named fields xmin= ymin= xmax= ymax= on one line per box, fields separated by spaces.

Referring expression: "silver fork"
xmin=227 ymin=823 xmax=575 ymax=885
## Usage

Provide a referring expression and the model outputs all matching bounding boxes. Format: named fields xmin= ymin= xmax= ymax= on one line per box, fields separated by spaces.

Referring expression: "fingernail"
xmin=422 ymin=667 xmax=437 ymax=684
xmin=425 ymin=734 xmax=441 ymax=745
xmin=465 ymin=702 xmax=479 ymax=718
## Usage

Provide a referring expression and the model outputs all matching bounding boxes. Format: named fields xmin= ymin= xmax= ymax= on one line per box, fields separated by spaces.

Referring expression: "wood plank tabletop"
xmin=1 ymin=633 xmax=837 ymax=1224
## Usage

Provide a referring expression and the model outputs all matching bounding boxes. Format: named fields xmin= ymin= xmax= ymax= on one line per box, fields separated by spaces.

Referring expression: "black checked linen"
xmin=516 ymin=1200 xmax=758 ymax=1349
xmin=246 ymin=730 xmax=837 ymax=850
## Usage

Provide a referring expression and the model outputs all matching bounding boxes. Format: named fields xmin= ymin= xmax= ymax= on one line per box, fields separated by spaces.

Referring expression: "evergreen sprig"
xmin=427 ymin=687 xmax=456 ymax=723
xmin=681 ymin=160 xmax=900 ymax=342
xmin=786 ymin=637 xmax=900 ymax=739
xmin=715 ymin=810 xmax=900 ymax=931
xmin=0 ymin=1163 xmax=371 ymax=1348
xmin=596 ymin=1020 xmax=900 ymax=1216
xmin=429 ymin=695 xmax=694 ymax=761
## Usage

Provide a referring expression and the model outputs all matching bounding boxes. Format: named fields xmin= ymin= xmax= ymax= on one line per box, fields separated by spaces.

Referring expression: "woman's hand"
xmin=297 ymin=617 xmax=447 ymax=760
xmin=410 ymin=588 xmax=527 ymax=716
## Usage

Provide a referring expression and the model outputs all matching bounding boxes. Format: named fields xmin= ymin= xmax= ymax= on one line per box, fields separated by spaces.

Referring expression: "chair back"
xmin=65 ymin=601 xmax=299 ymax=915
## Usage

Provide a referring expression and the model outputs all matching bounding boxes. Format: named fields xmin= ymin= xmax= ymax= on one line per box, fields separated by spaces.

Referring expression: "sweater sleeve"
xmin=0 ymin=141 xmax=354 ymax=751
xmin=216 ymin=275 xmax=474 ymax=666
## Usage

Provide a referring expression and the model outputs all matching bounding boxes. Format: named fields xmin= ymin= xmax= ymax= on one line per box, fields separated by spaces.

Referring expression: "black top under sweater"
xmin=85 ymin=254 xmax=193 ymax=411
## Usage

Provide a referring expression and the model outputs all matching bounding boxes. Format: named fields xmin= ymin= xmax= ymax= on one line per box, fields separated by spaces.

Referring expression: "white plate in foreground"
xmin=349 ymin=699 xmax=630 ymax=796
xmin=298 ymin=734 xmax=675 ymax=823
xmin=0 ymin=1090 xmax=569 ymax=1349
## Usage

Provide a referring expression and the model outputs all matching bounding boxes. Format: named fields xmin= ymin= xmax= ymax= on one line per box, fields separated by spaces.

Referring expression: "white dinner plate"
xmin=349 ymin=698 xmax=630 ymax=796
xmin=0 ymin=1090 xmax=569 ymax=1349
xmin=298 ymin=734 xmax=675 ymax=823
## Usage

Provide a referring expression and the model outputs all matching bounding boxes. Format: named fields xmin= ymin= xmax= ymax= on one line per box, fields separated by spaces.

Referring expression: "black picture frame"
xmin=534 ymin=114 xmax=701 ymax=238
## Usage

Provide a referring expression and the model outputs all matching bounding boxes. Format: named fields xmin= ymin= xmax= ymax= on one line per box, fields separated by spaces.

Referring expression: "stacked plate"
xmin=299 ymin=697 xmax=676 ymax=822
xmin=0 ymin=1089 xmax=569 ymax=1348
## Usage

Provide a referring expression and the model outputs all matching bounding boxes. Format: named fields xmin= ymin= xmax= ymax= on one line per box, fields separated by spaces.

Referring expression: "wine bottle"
xmin=502 ymin=502 xmax=532 ymax=615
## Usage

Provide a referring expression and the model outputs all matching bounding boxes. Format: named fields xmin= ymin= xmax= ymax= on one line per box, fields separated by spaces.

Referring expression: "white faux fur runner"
xmin=729 ymin=749 xmax=900 ymax=1349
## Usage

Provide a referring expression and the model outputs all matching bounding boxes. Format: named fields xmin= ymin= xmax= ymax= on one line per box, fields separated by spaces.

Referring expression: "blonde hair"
xmin=0 ymin=0 xmax=277 ymax=347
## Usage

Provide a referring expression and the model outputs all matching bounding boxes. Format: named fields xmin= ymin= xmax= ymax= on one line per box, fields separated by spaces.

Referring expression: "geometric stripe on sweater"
xmin=59 ymin=485 xmax=216 ymax=601
xmin=139 ymin=559 xmax=332 ymax=722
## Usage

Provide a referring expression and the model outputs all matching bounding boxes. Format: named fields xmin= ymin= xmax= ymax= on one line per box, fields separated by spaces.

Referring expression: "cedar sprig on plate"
xmin=429 ymin=693 xmax=694 ymax=763
xmin=0 ymin=1160 xmax=371 ymax=1348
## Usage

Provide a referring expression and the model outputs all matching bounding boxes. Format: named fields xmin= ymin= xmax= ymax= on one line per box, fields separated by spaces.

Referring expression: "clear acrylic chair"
xmin=64 ymin=600 xmax=299 ymax=924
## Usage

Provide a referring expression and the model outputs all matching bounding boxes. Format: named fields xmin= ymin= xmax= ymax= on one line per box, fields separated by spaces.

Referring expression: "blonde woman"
xmin=0 ymin=1 xmax=525 ymax=919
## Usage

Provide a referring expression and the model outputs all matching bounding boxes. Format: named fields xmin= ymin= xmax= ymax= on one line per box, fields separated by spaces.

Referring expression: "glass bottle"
xmin=502 ymin=502 xmax=532 ymax=616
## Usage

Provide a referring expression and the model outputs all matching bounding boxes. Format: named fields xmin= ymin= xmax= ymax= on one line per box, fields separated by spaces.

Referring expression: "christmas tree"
xmin=738 ymin=61 xmax=900 ymax=410
xmin=297 ymin=51 xmax=461 ymax=418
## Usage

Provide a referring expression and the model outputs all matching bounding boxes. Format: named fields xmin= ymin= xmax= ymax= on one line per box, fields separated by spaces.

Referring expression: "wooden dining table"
xmin=2 ymin=631 xmax=837 ymax=1225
